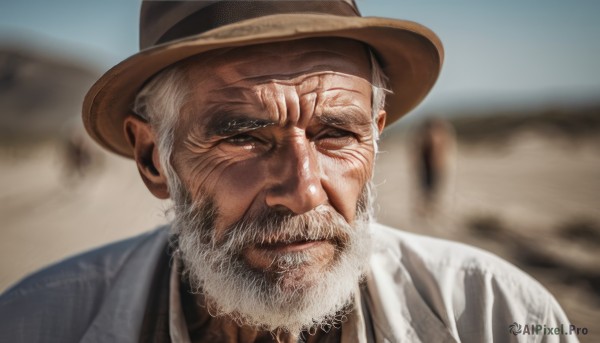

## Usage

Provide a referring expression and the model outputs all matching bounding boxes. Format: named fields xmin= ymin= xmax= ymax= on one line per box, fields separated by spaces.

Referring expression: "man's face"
xmin=165 ymin=38 xmax=383 ymax=331
xmin=173 ymin=38 xmax=377 ymax=269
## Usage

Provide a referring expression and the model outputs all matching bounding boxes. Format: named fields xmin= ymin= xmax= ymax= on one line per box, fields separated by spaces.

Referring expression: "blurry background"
xmin=1 ymin=0 xmax=598 ymax=341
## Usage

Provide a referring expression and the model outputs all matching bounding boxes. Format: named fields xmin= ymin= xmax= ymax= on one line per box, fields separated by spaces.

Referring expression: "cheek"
xmin=176 ymin=152 xmax=268 ymax=233
xmin=211 ymin=161 xmax=268 ymax=228
xmin=320 ymin=145 xmax=375 ymax=223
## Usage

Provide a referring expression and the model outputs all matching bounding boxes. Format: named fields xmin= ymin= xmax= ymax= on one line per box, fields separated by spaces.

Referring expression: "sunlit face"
xmin=171 ymin=38 xmax=379 ymax=275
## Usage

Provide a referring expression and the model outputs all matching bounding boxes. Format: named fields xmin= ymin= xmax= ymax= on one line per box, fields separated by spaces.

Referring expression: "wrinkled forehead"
xmin=179 ymin=37 xmax=373 ymax=88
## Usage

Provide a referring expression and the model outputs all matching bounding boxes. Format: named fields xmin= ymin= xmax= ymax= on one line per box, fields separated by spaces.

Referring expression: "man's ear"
xmin=376 ymin=110 xmax=387 ymax=134
xmin=123 ymin=115 xmax=170 ymax=199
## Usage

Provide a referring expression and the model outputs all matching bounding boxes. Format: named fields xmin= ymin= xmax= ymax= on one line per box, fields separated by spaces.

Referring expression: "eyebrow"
xmin=316 ymin=108 xmax=372 ymax=128
xmin=203 ymin=115 xmax=276 ymax=138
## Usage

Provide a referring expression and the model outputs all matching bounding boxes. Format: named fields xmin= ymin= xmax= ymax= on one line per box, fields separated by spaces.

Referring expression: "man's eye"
xmin=222 ymin=134 xmax=273 ymax=152
xmin=316 ymin=129 xmax=358 ymax=149
xmin=323 ymin=130 xmax=354 ymax=138
xmin=224 ymin=134 xmax=257 ymax=145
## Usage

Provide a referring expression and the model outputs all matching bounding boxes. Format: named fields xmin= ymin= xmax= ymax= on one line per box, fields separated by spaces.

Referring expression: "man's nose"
xmin=265 ymin=137 xmax=327 ymax=214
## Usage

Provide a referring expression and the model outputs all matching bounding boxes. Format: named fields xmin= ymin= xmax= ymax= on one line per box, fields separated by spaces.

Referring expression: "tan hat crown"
xmin=141 ymin=0 xmax=360 ymax=49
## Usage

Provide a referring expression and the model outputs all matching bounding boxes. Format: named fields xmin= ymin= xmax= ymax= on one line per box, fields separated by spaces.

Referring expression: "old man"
xmin=0 ymin=1 xmax=575 ymax=342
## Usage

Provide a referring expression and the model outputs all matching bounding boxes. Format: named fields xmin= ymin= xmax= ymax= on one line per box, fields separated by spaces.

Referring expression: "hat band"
xmin=155 ymin=0 xmax=359 ymax=46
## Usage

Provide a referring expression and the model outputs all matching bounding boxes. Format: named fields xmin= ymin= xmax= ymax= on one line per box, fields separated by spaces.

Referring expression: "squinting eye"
xmin=319 ymin=129 xmax=357 ymax=140
xmin=316 ymin=129 xmax=358 ymax=149
xmin=323 ymin=130 xmax=353 ymax=138
xmin=224 ymin=134 xmax=257 ymax=146
xmin=222 ymin=133 xmax=273 ymax=152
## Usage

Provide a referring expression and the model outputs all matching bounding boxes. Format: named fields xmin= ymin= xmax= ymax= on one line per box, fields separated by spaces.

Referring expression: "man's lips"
xmin=255 ymin=239 xmax=327 ymax=253
xmin=243 ymin=239 xmax=336 ymax=271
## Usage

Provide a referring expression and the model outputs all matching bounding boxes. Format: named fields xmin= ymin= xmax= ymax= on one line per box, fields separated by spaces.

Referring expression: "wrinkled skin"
xmin=125 ymin=38 xmax=386 ymax=342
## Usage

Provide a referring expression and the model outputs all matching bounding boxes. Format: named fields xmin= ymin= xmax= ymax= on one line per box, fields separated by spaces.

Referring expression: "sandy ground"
xmin=1 ymin=132 xmax=598 ymax=341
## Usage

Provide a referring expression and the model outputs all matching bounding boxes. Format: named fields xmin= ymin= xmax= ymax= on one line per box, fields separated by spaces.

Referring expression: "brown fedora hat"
xmin=83 ymin=0 xmax=443 ymax=158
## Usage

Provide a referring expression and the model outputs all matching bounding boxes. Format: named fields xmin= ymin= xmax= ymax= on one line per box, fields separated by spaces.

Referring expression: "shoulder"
xmin=368 ymin=223 xmax=573 ymax=341
xmin=2 ymin=227 xmax=169 ymax=300
xmin=371 ymin=222 xmax=522 ymax=277
xmin=0 ymin=227 xmax=170 ymax=343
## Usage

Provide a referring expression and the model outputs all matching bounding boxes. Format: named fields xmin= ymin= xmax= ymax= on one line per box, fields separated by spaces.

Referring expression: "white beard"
xmin=170 ymin=183 xmax=374 ymax=334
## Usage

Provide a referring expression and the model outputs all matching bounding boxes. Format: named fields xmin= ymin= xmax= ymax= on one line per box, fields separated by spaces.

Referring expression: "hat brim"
xmin=83 ymin=13 xmax=443 ymax=158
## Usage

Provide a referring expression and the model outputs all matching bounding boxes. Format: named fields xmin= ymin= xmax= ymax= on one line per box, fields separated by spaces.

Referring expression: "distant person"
xmin=59 ymin=119 xmax=102 ymax=182
xmin=413 ymin=118 xmax=455 ymax=216
xmin=63 ymin=130 xmax=93 ymax=179
xmin=0 ymin=1 xmax=575 ymax=342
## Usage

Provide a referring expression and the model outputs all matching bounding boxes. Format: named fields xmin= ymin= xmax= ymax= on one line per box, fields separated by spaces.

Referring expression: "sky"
xmin=1 ymin=0 xmax=599 ymax=117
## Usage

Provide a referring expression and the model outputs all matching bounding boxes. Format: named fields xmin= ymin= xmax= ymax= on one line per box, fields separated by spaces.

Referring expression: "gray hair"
xmin=368 ymin=50 xmax=390 ymax=149
xmin=132 ymin=48 xmax=390 ymax=194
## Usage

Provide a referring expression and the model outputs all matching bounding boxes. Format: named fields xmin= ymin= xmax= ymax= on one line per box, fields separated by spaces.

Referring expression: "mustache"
xmin=174 ymin=196 xmax=354 ymax=254
xmin=219 ymin=205 xmax=353 ymax=252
